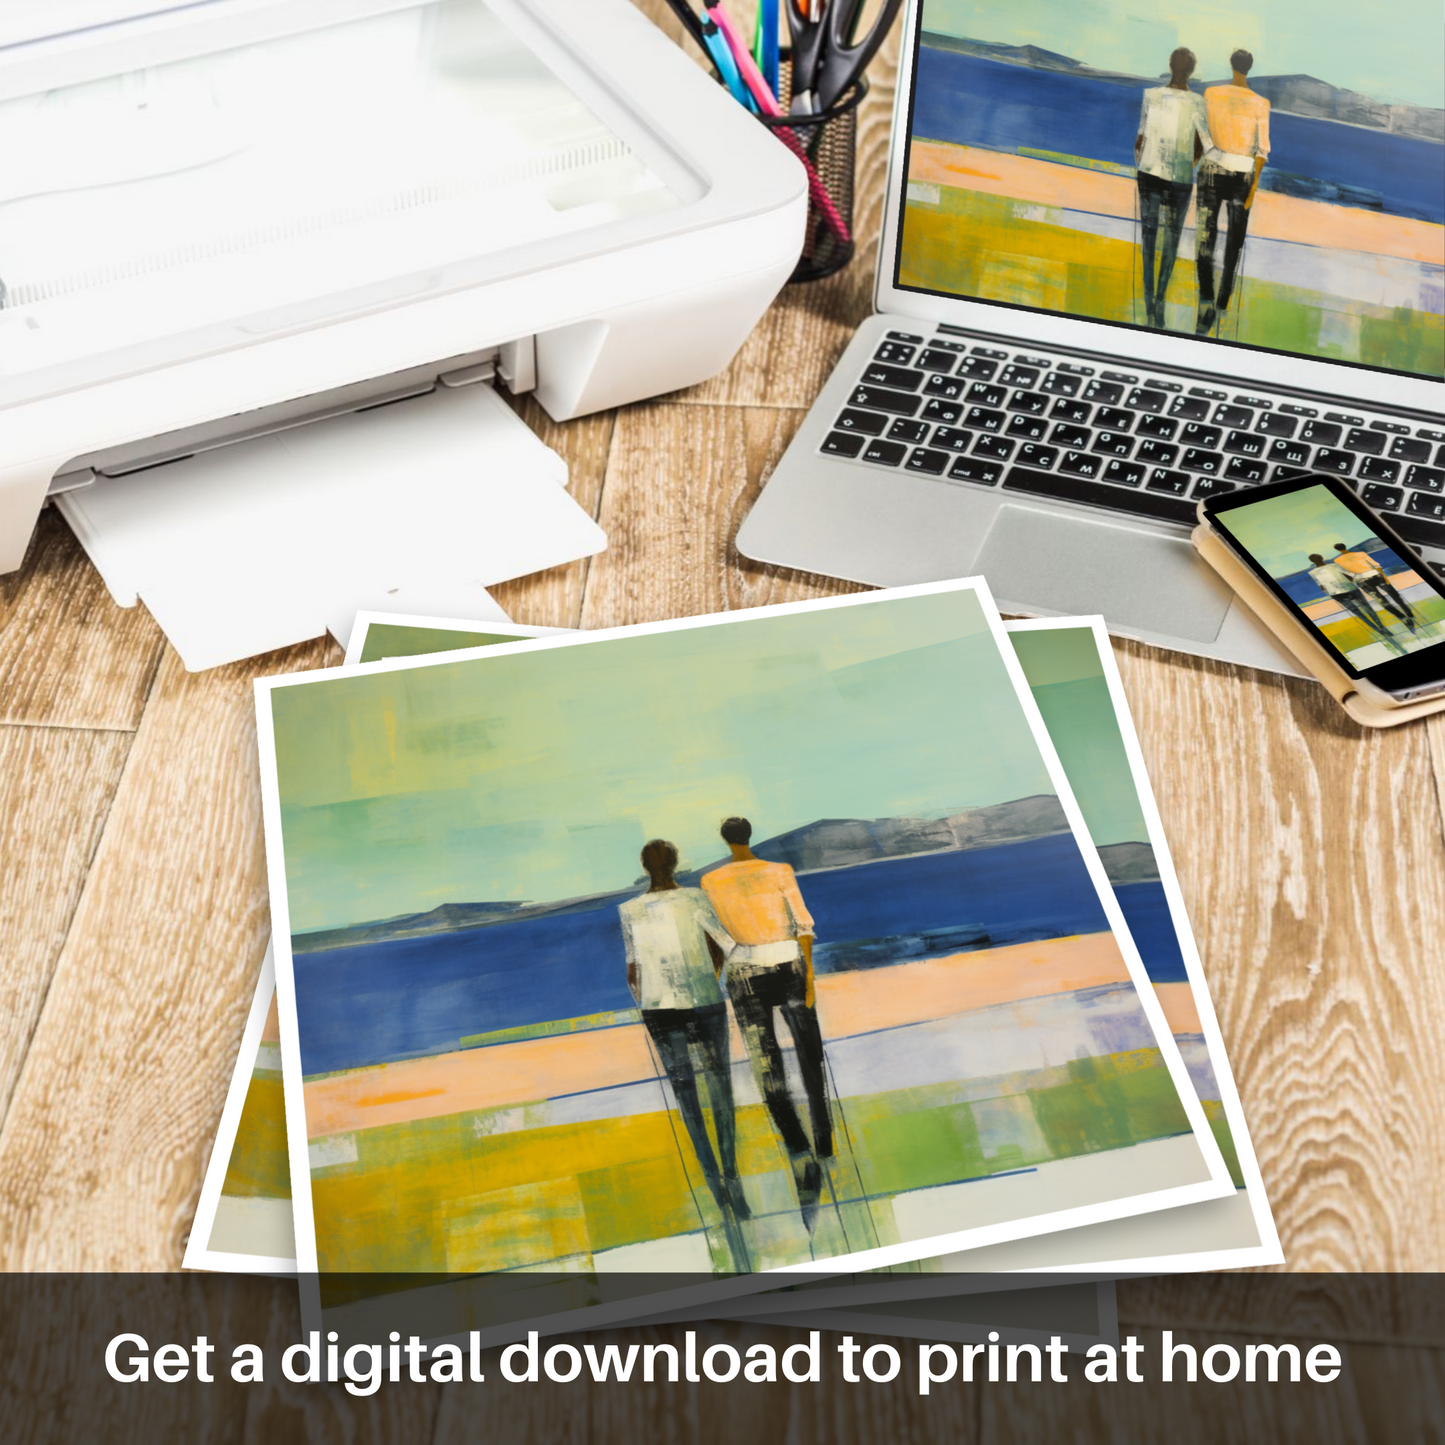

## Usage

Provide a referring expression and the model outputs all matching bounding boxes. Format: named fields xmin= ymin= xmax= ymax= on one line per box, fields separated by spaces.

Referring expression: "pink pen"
xmin=706 ymin=2 xmax=853 ymax=247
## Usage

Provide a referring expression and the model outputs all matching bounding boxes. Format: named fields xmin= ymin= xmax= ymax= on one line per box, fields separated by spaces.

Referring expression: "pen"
xmin=753 ymin=0 xmax=780 ymax=98
xmin=707 ymin=3 xmax=777 ymax=111
xmin=705 ymin=4 xmax=852 ymax=247
xmin=664 ymin=0 xmax=754 ymax=110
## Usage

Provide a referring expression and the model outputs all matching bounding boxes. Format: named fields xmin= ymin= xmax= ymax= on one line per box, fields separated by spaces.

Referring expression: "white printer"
xmin=0 ymin=0 xmax=806 ymax=663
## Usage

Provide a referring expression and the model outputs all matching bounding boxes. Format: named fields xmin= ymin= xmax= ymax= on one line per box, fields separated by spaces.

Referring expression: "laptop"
xmin=738 ymin=0 xmax=1444 ymax=673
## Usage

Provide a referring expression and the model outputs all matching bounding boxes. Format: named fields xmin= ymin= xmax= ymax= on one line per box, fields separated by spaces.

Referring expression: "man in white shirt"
xmin=1134 ymin=48 xmax=1213 ymax=329
xmin=619 ymin=839 xmax=748 ymax=1220
xmin=1306 ymin=553 xmax=1406 ymax=654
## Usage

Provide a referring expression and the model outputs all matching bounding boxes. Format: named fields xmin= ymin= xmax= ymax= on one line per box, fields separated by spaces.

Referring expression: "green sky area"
xmin=1218 ymin=484 xmax=1376 ymax=578
xmin=357 ymin=625 xmax=525 ymax=664
xmin=1011 ymin=628 xmax=1148 ymax=848
xmin=271 ymin=592 xmax=1060 ymax=932
xmin=924 ymin=0 xmax=1444 ymax=110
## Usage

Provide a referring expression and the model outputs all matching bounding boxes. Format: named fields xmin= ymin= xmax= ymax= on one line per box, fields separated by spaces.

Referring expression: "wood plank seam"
xmin=0 ymin=722 xmax=145 ymax=1133
xmin=0 ymin=723 xmax=140 ymax=1131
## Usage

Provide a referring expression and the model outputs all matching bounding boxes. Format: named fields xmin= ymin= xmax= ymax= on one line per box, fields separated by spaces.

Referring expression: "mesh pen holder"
xmin=759 ymin=64 xmax=867 ymax=283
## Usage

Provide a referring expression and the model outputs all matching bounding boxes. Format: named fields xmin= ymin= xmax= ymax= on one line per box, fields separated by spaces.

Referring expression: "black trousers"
xmin=1332 ymin=587 xmax=1397 ymax=641
xmin=727 ymin=957 xmax=833 ymax=1158
xmin=1358 ymin=577 xmax=1416 ymax=626
xmin=1136 ymin=170 xmax=1193 ymax=326
xmin=642 ymin=1002 xmax=738 ymax=1207
xmin=1195 ymin=162 xmax=1254 ymax=316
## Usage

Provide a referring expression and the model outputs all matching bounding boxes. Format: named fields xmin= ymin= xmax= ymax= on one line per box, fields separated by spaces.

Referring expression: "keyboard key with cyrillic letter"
xmin=1180 ymin=423 xmax=1222 ymax=449
xmin=1224 ymin=456 xmax=1267 ymax=483
xmin=1146 ymin=469 xmax=1190 ymax=494
xmin=930 ymin=427 xmax=974 ymax=452
xmin=1103 ymin=459 xmax=1145 ymax=487
xmin=1059 ymin=451 xmax=1102 ymax=478
xmin=1406 ymin=491 xmax=1445 ymax=521
xmin=1136 ymin=440 xmax=1179 ymax=467
xmin=1405 ymin=465 xmax=1444 ymax=493
xmin=1314 ymin=448 xmax=1354 ymax=475
xmin=1017 ymin=444 xmax=1058 ymax=469
xmin=923 ymin=374 xmax=966 ymax=400
xmin=1181 ymin=448 xmax=1223 ymax=473
xmin=1092 ymin=432 xmax=1134 ymax=457
xmin=1358 ymin=457 xmax=1399 ymax=483
xmin=1192 ymin=477 xmax=1236 ymax=499
xmin=1268 ymin=438 xmax=1311 ymax=467
xmin=974 ymin=435 xmax=1015 ymax=461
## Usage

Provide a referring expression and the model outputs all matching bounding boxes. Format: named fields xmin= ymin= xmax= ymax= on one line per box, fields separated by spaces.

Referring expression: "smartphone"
xmin=1199 ymin=473 xmax=1445 ymax=705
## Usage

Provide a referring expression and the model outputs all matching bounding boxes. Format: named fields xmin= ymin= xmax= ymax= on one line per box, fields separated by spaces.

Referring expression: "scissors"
xmin=786 ymin=0 xmax=903 ymax=113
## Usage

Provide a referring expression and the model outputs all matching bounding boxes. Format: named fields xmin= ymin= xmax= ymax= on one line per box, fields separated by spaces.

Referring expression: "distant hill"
xmin=1097 ymin=841 xmax=1160 ymax=884
xmin=921 ymin=32 xmax=1444 ymax=142
xmin=945 ymin=794 xmax=1071 ymax=851
xmin=691 ymin=795 xmax=1070 ymax=877
xmin=293 ymin=900 xmax=527 ymax=954
xmin=920 ymin=33 xmax=1146 ymax=87
xmin=1212 ymin=74 xmax=1444 ymax=144
xmin=295 ymin=798 xmax=1072 ymax=953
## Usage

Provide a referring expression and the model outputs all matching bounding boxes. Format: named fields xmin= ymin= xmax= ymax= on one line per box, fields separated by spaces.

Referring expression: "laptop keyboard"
xmin=821 ymin=330 xmax=1445 ymax=556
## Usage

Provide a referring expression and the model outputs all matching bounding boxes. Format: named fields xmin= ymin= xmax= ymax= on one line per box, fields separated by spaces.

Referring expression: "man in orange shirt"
xmin=1332 ymin=540 xmax=1419 ymax=632
xmin=1195 ymin=48 xmax=1270 ymax=335
xmin=701 ymin=817 xmax=833 ymax=1209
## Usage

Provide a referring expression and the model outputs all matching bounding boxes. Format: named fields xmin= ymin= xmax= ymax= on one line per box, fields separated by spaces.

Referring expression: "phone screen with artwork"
xmin=1203 ymin=474 xmax=1445 ymax=698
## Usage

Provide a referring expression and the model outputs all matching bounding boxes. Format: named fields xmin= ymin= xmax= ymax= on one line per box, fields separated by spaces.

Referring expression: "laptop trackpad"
xmin=975 ymin=505 xmax=1233 ymax=643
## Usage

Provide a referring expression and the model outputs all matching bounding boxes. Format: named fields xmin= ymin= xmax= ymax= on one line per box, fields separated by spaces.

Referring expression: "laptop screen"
xmin=894 ymin=0 xmax=1444 ymax=380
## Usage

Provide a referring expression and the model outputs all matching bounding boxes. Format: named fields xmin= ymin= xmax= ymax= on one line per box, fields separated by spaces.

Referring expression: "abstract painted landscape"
xmin=262 ymin=588 xmax=1223 ymax=1329
xmin=1009 ymin=625 xmax=1243 ymax=1194
xmin=209 ymin=988 xmax=293 ymax=1258
xmin=901 ymin=0 xmax=1443 ymax=372
xmin=1219 ymin=481 xmax=1445 ymax=667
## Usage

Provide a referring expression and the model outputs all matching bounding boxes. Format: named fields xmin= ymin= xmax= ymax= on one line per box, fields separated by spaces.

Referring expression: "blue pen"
xmin=757 ymin=0 xmax=779 ymax=97
xmin=700 ymin=14 xmax=755 ymax=111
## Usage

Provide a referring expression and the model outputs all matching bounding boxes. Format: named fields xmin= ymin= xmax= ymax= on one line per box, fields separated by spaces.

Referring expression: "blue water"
xmin=1273 ymin=544 xmax=1410 ymax=604
xmin=1114 ymin=879 xmax=1188 ymax=985
xmin=912 ymin=48 xmax=1445 ymax=226
xmin=294 ymin=833 xmax=1126 ymax=1076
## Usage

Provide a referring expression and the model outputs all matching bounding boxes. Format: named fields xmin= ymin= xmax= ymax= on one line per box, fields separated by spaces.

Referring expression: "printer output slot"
xmin=46 ymin=339 xmax=541 ymax=497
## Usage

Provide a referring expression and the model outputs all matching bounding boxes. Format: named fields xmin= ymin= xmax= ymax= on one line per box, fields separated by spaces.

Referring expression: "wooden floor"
xmin=1 ymin=6 xmax=1441 ymax=1441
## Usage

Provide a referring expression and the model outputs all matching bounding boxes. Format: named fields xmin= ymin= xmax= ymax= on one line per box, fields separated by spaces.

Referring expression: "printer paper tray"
xmin=56 ymin=384 xmax=605 ymax=670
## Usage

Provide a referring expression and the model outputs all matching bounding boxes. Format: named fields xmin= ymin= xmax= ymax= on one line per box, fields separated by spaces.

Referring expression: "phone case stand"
xmin=1193 ymin=524 xmax=1445 ymax=729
